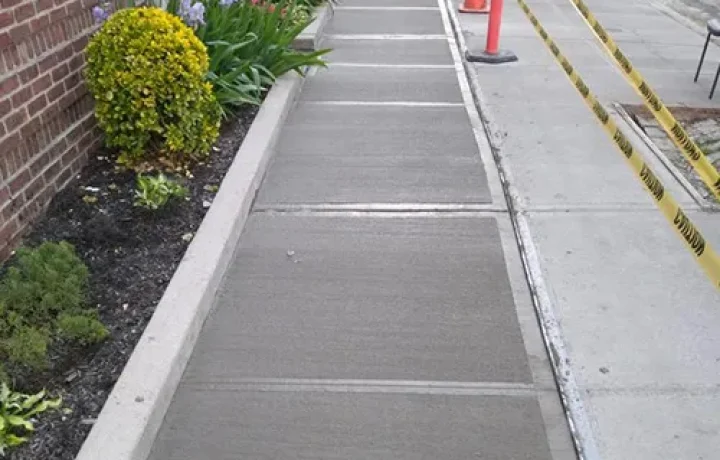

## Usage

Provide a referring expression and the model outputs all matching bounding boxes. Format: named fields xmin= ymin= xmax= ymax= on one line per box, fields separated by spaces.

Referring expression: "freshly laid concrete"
xmin=181 ymin=215 xmax=531 ymax=383
xmin=325 ymin=38 xmax=453 ymax=65
xmin=457 ymin=0 xmax=720 ymax=457
xmin=147 ymin=3 xmax=576 ymax=460
xmin=327 ymin=9 xmax=444 ymax=36
xmin=300 ymin=66 xmax=464 ymax=102
xmin=256 ymin=105 xmax=491 ymax=204
xmin=151 ymin=390 xmax=553 ymax=460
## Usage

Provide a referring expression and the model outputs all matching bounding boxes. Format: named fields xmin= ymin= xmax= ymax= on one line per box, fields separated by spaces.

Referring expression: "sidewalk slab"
xmin=181 ymin=214 xmax=531 ymax=383
xmin=326 ymin=38 xmax=453 ymax=65
xmin=327 ymin=9 xmax=444 ymax=35
xmin=150 ymin=390 xmax=553 ymax=460
xmin=300 ymin=67 xmax=463 ymax=102
xmin=256 ymin=105 xmax=491 ymax=204
xmin=341 ymin=0 xmax=438 ymax=6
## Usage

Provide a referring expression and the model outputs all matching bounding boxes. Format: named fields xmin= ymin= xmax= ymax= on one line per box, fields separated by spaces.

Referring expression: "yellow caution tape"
xmin=516 ymin=0 xmax=720 ymax=290
xmin=567 ymin=0 xmax=720 ymax=202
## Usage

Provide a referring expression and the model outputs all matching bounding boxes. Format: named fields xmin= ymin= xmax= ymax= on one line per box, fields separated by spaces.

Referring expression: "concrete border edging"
xmin=75 ymin=73 xmax=303 ymax=460
xmin=292 ymin=3 xmax=332 ymax=51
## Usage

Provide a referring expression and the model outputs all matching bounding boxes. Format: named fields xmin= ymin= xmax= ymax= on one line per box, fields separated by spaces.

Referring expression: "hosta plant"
xmin=134 ymin=173 xmax=189 ymax=210
xmin=0 ymin=383 xmax=61 ymax=455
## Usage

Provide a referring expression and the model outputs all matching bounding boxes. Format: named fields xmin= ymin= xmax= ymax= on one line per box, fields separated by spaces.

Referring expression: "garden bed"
xmin=6 ymin=108 xmax=258 ymax=460
xmin=622 ymin=104 xmax=720 ymax=206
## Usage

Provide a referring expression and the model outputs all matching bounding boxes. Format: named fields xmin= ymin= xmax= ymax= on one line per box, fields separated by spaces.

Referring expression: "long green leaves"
xmin=196 ymin=0 xmax=329 ymax=116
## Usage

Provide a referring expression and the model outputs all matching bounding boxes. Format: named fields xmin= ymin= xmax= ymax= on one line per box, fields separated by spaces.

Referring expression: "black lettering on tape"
xmin=673 ymin=209 xmax=706 ymax=257
xmin=593 ymin=102 xmax=610 ymax=125
xmin=613 ymin=48 xmax=633 ymax=74
xmin=639 ymin=165 xmax=665 ymax=201
xmin=670 ymin=123 xmax=701 ymax=161
xmin=613 ymin=129 xmax=633 ymax=159
xmin=638 ymin=81 xmax=662 ymax=112
xmin=550 ymin=42 xmax=560 ymax=56
xmin=592 ymin=22 xmax=608 ymax=43
xmin=560 ymin=58 xmax=574 ymax=76
xmin=576 ymin=1 xmax=590 ymax=19
xmin=575 ymin=79 xmax=590 ymax=98
xmin=714 ymin=178 xmax=720 ymax=195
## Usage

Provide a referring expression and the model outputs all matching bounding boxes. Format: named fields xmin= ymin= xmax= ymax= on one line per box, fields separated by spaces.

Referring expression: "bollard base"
xmin=458 ymin=6 xmax=490 ymax=13
xmin=466 ymin=49 xmax=518 ymax=64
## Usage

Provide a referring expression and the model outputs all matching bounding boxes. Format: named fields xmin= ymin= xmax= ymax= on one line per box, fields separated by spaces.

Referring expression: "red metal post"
xmin=485 ymin=0 xmax=503 ymax=54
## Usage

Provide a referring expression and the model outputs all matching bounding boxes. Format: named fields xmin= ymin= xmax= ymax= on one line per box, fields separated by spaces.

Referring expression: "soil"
xmin=5 ymin=107 xmax=258 ymax=460
xmin=623 ymin=103 xmax=720 ymax=205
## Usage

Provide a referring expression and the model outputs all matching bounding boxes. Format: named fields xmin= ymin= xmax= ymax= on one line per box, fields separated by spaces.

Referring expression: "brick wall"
xmin=0 ymin=0 xmax=103 ymax=261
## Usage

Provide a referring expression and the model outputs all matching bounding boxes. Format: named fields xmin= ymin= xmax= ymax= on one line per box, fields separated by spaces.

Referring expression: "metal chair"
xmin=695 ymin=18 xmax=720 ymax=99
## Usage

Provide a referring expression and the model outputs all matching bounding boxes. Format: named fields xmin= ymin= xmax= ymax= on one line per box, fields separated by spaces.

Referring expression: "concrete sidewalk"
xmin=147 ymin=1 xmax=575 ymax=459
xmin=460 ymin=0 xmax=720 ymax=458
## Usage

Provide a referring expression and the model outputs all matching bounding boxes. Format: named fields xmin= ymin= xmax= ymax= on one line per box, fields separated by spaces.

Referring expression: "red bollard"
xmin=466 ymin=0 xmax=518 ymax=64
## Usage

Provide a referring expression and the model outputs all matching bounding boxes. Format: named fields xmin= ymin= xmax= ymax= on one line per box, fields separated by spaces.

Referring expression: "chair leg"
xmin=696 ymin=32 xmax=711 ymax=83
xmin=710 ymin=61 xmax=720 ymax=99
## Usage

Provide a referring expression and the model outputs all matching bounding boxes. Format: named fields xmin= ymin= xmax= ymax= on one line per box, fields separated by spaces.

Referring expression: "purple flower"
xmin=219 ymin=0 xmax=236 ymax=6
xmin=92 ymin=5 xmax=110 ymax=24
xmin=179 ymin=0 xmax=205 ymax=27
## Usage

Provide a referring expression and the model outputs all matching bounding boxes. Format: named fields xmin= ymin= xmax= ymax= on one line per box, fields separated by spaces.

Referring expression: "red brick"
xmin=4 ymin=109 xmax=26 ymax=131
xmin=63 ymin=70 xmax=79 ymax=90
xmin=0 ymin=97 xmax=9 ymax=115
xmin=19 ymin=114 xmax=41 ymax=137
xmin=0 ymin=0 xmax=22 ymax=8
xmin=49 ymin=5 xmax=67 ymax=22
xmin=0 ymin=32 xmax=10 ymax=48
xmin=10 ymin=85 xmax=31 ymax=108
xmin=1 ymin=132 xmax=20 ymax=152
xmin=13 ymin=3 xmax=36 ymax=23
xmin=65 ymin=0 xmax=81 ymax=15
xmin=37 ymin=0 xmax=55 ymax=11
xmin=30 ymin=73 xmax=51 ymax=94
xmin=0 ymin=218 xmax=19 ymax=244
xmin=0 ymin=11 xmax=13 ymax=29
xmin=8 ymin=22 xmax=30 ymax=43
xmin=27 ymin=94 xmax=46 ymax=117
xmin=46 ymin=81 xmax=64 ymax=102
xmin=37 ymin=53 xmax=55 ymax=72
xmin=17 ymin=63 xmax=38 ymax=83
xmin=71 ymin=34 xmax=87 ymax=53
xmin=0 ymin=75 xmax=19 ymax=96
xmin=30 ymin=14 xmax=50 ymax=33
xmin=9 ymin=169 xmax=30 ymax=194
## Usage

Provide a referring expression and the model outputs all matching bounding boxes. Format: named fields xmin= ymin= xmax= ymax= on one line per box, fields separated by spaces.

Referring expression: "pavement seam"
xmin=180 ymin=379 xmax=539 ymax=397
xmin=300 ymin=100 xmax=465 ymax=107
xmin=330 ymin=62 xmax=456 ymax=68
xmin=325 ymin=34 xmax=448 ymax=40
xmin=254 ymin=203 xmax=506 ymax=212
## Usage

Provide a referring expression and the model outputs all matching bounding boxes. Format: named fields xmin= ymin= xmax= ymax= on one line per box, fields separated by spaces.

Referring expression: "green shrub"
xmin=134 ymin=173 xmax=189 ymax=210
xmin=0 ymin=383 xmax=61 ymax=455
xmin=85 ymin=7 xmax=221 ymax=168
xmin=0 ymin=242 xmax=108 ymax=371
xmin=57 ymin=314 xmax=109 ymax=345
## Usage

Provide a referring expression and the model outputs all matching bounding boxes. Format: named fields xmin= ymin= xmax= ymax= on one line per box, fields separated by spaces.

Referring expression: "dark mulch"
xmin=6 ymin=107 xmax=258 ymax=460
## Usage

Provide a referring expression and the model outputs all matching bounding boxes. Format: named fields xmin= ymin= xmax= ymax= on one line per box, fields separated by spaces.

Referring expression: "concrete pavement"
xmin=459 ymin=0 xmax=720 ymax=458
xmin=147 ymin=1 xmax=576 ymax=459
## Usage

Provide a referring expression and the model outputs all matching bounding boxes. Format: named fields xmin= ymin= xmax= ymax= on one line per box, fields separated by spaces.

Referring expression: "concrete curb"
xmin=75 ymin=73 xmax=303 ymax=460
xmin=292 ymin=3 xmax=332 ymax=51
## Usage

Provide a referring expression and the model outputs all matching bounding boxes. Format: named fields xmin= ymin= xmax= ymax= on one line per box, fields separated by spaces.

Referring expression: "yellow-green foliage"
xmin=85 ymin=7 xmax=221 ymax=167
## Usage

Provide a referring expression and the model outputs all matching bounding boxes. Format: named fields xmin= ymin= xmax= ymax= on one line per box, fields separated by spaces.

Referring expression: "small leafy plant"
xmin=0 ymin=383 xmax=61 ymax=455
xmin=0 ymin=242 xmax=108 ymax=372
xmin=134 ymin=174 xmax=189 ymax=210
